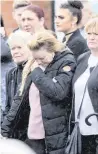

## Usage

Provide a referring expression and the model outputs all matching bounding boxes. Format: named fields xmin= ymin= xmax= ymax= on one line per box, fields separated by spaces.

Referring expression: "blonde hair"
xmin=85 ymin=16 xmax=98 ymax=34
xmin=8 ymin=30 xmax=33 ymax=48
xmin=20 ymin=30 xmax=65 ymax=95
xmin=28 ymin=30 xmax=64 ymax=52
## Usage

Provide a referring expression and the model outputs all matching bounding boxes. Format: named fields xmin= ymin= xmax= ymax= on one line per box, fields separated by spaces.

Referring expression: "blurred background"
xmin=1 ymin=0 xmax=98 ymax=35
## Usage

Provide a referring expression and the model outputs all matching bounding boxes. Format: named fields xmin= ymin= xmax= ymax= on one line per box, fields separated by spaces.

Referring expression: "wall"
xmin=1 ymin=0 xmax=52 ymax=36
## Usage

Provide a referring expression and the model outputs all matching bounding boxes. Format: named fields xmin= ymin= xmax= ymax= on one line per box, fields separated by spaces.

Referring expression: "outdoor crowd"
xmin=0 ymin=0 xmax=98 ymax=154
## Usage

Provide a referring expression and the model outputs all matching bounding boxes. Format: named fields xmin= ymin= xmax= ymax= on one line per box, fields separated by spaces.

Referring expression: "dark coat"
xmin=66 ymin=29 xmax=89 ymax=59
xmin=72 ymin=51 xmax=98 ymax=114
xmin=1 ymin=48 xmax=76 ymax=154
xmin=1 ymin=34 xmax=15 ymax=112
xmin=3 ymin=65 xmax=23 ymax=118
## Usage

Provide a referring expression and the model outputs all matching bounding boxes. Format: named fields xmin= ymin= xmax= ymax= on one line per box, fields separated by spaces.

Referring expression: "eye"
xmin=94 ymin=33 xmax=98 ymax=35
xmin=11 ymin=47 xmax=15 ymax=50
xmin=17 ymin=46 xmax=22 ymax=49
xmin=22 ymin=18 xmax=25 ymax=22
xmin=27 ymin=18 xmax=33 ymax=21
xmin=18 ymin=14 xmax=21 ymax=17
xmin=58 ymin=15 xmax=64 ymax=19
xmin=87 ymin=33 xmax=92 ymax=35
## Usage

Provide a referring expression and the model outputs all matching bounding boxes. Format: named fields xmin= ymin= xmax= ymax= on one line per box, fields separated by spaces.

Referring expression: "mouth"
xmin=24 ymin=27 xmax=31 ymax=32
xmin=14 ymin=56 xmax=21 ymax=58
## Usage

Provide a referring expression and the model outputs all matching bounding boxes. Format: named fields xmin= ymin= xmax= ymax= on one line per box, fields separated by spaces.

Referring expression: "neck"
xmin=65 ymin=27 xmax=78 ymax=35
xmin=91 ymin=50 xmax=98 ymax=58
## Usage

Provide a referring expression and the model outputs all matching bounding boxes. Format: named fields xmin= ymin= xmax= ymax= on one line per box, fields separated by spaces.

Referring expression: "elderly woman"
xmin=1 ymin=31 xmax=33 ymax=139
xmin=2 ymin=30 xmax=76 ymax=154
xmin=72 ymin=17 xmax=98 ymax=154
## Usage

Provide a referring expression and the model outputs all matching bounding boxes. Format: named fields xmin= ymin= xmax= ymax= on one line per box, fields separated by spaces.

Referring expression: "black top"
xmin=66 ymin=29 xmax=89 ymax=59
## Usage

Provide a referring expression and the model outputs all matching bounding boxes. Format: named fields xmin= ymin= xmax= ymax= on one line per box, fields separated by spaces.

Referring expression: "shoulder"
xmin=77 ymin=51 xmax=91 ymax=64
xmin=60 ymin=48 xmax=76 ymax=70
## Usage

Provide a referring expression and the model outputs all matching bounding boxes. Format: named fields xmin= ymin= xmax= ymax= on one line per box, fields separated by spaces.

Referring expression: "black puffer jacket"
xmin=1 ymin=48 xmax=76 ymax=153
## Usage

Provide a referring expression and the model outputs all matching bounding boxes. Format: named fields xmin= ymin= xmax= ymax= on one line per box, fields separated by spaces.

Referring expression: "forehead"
xmin=33 ymin=48 xmax=48 ymax=56
xmin=14 ymin=7 xmax=26 ymax=14
xmin=21 ymin=10 xmax=38 ymax=19
xmin=56 ymin=8 xmax=71 ymax=17
xmin=9 ymin=39 xmax=26 ymax=48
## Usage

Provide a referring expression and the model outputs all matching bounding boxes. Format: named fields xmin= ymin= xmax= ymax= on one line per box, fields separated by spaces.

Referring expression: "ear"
xmin=72 ymin=16 xmax=78 ymax=25
xmin=40 ymin=17 xmax=45 ymax=26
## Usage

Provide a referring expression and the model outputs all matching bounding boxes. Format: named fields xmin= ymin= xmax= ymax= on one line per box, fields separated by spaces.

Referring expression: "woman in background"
xmin=55 ymin=0 xmax=89 ymax=59
xmin=72 ymin=16 xmax=98 ymax=154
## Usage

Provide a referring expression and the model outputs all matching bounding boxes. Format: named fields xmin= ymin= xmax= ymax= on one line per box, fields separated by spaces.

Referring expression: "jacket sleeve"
xmin=1 ymin=95 xmax=22 ymax=137
xmin=31 ymin=59 xmax=76 ymax=101
xmin=69 ymin=39 xmax=89 ymax=59
xmin=2 ymin=68 xmax=15 ymax=122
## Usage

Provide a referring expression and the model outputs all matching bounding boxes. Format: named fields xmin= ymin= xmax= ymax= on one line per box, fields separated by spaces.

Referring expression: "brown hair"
xmin=23 ymin=4 xmax=45 ymax=19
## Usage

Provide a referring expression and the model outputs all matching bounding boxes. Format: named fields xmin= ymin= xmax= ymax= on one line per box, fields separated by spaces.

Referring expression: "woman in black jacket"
xmin=72 ymin=17 xmax=98 ymax=154
xmin=1 ymin=30 xmax=76 ymax=154
xmin=55 ymin=0 xmax=89 ymax=59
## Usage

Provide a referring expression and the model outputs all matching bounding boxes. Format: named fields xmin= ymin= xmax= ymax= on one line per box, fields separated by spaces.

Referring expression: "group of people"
xmin=1 ymin=0 xmax=98 ymax=154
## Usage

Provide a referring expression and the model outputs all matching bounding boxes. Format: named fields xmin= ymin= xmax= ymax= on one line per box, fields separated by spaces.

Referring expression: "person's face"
xmin=20 ymin=10 xmax=44 ymax=34
xmin=13 ymin=7 xmax=26 ymax=27
xmin=10 ymin=41 xmax=31 ymax=64
xmin=87 ymin=31 xmax=98 ymax=51
xmin=55 ymin=8 xmax=74 ymax=33
xmin=32 ymin=48 xmax=54 ymax=68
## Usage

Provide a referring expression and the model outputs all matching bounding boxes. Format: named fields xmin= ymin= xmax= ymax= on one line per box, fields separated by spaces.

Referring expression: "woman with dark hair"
xmin=20 ymin=4 xmax=46 ymax=34
xmin=55 ymin=0 xmax=89 ymax=59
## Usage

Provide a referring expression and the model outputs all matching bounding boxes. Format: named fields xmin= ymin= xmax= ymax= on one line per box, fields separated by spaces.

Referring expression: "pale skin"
xmin=87 ymin=32 xmax=98 ymax=58
xmin=20 ymin=10 xmax=45 ymax=34
xmin=30 ymin=48 xmax=55 ymax=72
xmin=10 ymin=40 xmax=32 ymax=64
xmin=55 ymin=8 xmax=78 ymax=34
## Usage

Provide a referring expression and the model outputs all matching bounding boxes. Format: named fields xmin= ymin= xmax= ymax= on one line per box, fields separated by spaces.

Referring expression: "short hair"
xmin=60 ymin=0 xmax=83 ymax=25
xmin=13 ymin=0 xmax=31 ymax=10
xmin=8 ymin=30 xmax=33 ymax=48
xmin=22 ymin=4 xmax=45 ymax=19
xmin=85 ymin=16 xmax=98 ymax=34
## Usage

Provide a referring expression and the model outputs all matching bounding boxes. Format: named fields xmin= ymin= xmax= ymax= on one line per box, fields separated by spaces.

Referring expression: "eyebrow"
xmin=56 ymin=15 xmax=65 ymax=19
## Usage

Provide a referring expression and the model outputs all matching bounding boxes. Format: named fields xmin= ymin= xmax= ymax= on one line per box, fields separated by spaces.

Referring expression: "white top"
xmin=74 ymin=54 xmax=98 ymax=135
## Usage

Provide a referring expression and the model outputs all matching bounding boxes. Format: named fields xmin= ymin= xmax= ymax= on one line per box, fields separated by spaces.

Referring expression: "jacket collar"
xmin=72 ymin=52 xmax=91 ymax=86
xmin=66 ymin=29 xmax=81 ymax=44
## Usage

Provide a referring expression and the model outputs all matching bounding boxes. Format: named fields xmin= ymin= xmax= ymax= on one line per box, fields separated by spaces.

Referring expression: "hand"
xmin=31 ymin=61 xmax=39 ymax=72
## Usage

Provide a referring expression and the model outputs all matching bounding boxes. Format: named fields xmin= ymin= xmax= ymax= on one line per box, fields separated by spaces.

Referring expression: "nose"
xmin=55 ymin=17 xmax=59 ymax=24
xmin=23 ymin=19 xmax=29 ymax=27
xmin=89 ymin=33 xmax=95 ymax=40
